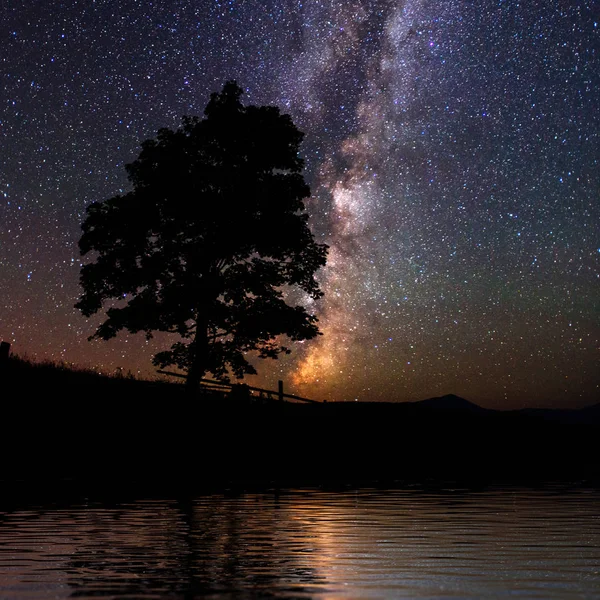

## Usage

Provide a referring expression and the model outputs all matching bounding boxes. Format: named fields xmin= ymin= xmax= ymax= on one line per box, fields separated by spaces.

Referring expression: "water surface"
xmin=0 ymin=485 xmax=599 ymax=598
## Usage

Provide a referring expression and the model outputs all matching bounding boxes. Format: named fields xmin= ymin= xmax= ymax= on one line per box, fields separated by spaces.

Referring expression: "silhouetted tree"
xmin=76 ymin=81 xmax=327 ymax=391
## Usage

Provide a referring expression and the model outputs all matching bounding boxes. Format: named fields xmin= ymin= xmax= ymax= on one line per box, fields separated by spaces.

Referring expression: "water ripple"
xmin=0 ymin=486 xmax=599 ymax=598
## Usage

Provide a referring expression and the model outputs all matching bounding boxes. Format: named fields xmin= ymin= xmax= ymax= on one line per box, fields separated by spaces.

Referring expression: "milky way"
xmin=1 ymin=1 xmax=598 ymax=407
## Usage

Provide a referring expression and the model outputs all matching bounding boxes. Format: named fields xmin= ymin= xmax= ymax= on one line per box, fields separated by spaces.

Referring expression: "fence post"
xmin=278 ymin=380 xmax=284 ymax=402
xmin=0 ymin=342 xmax=10 ymax=364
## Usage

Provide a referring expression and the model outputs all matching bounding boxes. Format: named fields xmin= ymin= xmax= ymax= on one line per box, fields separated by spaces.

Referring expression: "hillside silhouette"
xmin=1 ymin=356 xmax=598 ymax=489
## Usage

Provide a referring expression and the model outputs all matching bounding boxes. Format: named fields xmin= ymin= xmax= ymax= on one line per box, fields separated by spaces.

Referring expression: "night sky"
xmin=1 ymin=1 xmax=598 ymax=408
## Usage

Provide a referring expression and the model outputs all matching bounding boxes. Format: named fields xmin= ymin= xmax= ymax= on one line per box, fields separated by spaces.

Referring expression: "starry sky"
xmin=1 ymin=1 xmax=598 ymax=408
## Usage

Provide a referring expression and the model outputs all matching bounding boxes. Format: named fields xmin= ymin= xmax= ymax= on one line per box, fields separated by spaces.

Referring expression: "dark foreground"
xmin=2 ymin=357 xmax=599 ymax=488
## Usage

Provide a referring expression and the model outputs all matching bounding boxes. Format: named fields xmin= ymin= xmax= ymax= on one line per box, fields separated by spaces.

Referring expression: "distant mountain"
xmin=414 ymin=394 xmax=491 ymax=413
xmin=518 ymin=403 xmax=600 ymax=425
xmin=580 ymin=403 xmax=600 ymax=419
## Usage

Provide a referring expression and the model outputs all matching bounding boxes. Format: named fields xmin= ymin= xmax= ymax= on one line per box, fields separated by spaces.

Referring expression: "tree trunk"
xmin=186 ymin=316 xmax=209 ymax=395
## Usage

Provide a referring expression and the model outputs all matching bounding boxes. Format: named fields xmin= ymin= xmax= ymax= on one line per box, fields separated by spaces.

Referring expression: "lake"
xmin=1 ymin=484 xmax=599 ymax=598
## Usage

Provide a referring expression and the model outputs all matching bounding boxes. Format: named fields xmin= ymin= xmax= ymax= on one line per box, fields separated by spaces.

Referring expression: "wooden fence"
xmin=156 ymin=370 xmax=320 ymax=404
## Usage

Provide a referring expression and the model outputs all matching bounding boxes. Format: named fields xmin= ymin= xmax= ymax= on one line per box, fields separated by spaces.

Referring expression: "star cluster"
xmin=1 ymin=1 xmax=598 ymax=407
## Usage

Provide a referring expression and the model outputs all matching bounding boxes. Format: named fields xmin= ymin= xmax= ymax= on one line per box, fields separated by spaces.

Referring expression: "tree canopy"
xmin=76 ymin=81 xmax=327 ymax=390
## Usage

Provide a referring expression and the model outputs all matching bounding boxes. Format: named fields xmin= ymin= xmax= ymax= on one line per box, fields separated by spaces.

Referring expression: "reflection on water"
xmin=0 ymin=485 xmax=599 ymax=598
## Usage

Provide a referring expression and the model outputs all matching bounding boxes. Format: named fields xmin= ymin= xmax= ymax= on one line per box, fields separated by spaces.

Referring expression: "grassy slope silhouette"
xmin=2 ymin=356 xmax=598 ymax=487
